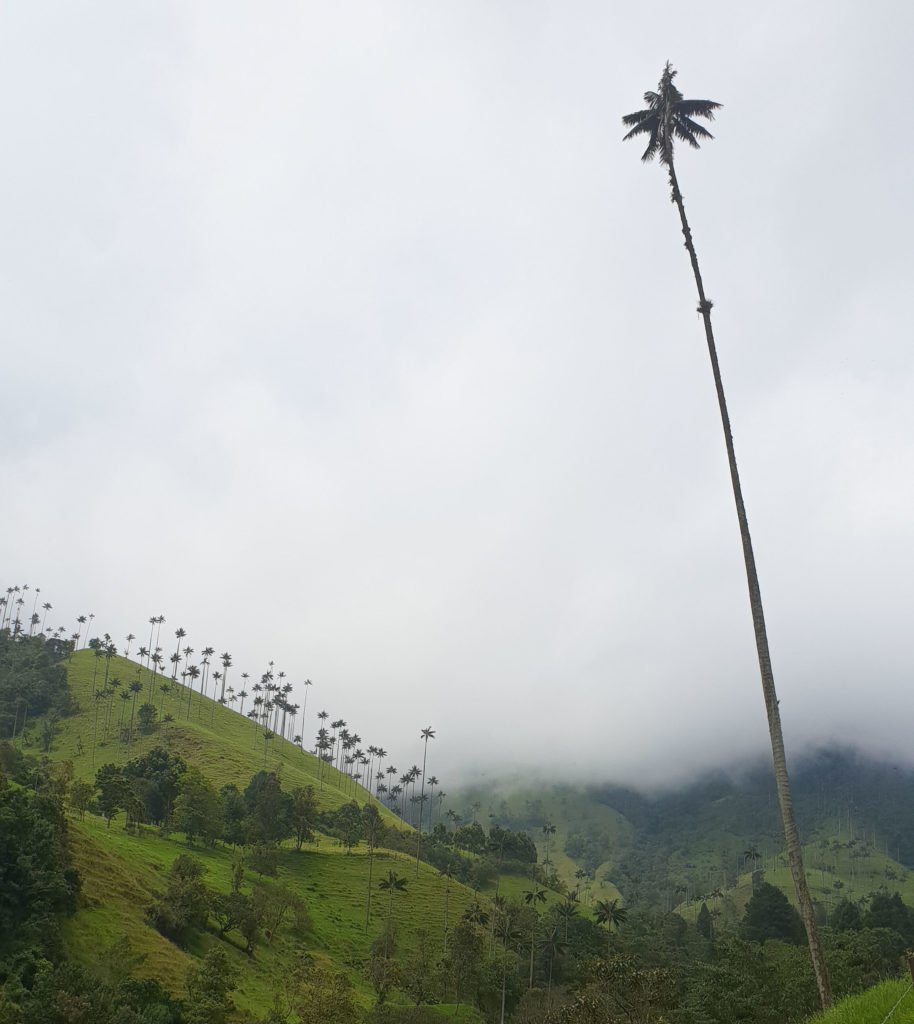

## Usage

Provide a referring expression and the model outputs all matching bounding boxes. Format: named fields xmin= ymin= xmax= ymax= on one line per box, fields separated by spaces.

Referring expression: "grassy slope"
xmin=56 ymin=651 xmax=400 ymax=820
xmin=810 ymin=978 xmax=914 ymax=1023
xmin=50 ymin=652 xmax=484 ymax=1018
xmin=457 ymin=783 xmax=628 ymax=902
xmin=460 ymin=776 xmax=912 ymax=928
xmin=676 ymin=838 xmax=914 ymax=928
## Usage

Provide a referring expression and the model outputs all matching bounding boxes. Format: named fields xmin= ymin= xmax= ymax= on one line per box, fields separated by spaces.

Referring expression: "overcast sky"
xmin=2 ymin=2 xmax=912 ymax=789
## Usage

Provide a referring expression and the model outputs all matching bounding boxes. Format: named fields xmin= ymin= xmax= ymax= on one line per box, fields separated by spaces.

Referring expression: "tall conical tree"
xmin=622 ymin=62 xmax=831 ymax=1009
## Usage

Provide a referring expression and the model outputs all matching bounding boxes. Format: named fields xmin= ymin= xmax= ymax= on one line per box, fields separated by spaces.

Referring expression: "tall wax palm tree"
xmin=542 ymin=823 xmax=557 ymax=866
xmin=220 ymin=652 xmax=232 ymax=702
xmin=172 ymin=628 xmax=187 ymax=680
xmin=523 ymin=886 xmax=547 ymax=989
xmin=124 ymin=632 xmax=135 ymax=658
xmin=378 ymin=871 xmax=408 ymax=957
xmin=495 ymin=911 xmax=524 ymax=1024
xmin=415 ymin=726 xmax=435 ymax=875
xmin=300 ymin=678 xmax=312 ymax=747
xmin=41 ymin=602 xmax=52 ymax=635
xmin=185 ymin=664 xmax=200 ymax=717
xmin=146 ymin=616 xmax=156 ymax=662
xmin=540 ymin=927 xmax=567 ymax=1003
xmin=200 ymin=647 xmax=214 ymax=701
xmin=593 ymin=898 xmax=627 ymax=958
xmin=622 ymin=62 xmax=830 ymax=1009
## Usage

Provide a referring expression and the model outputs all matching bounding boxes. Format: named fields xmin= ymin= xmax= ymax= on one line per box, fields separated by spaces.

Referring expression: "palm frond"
xmin=675 ymin=98 xmax=721 ymax=119
xmin=675 ymin=115 xmax=714 ymax=140
xmin=622 ymin=115 xmax=657 ymax=141
xmin=672 ymin=123 xmax=702 ymax=149
xmin=622 ymin=108 xmax=654 ymax=127
xmin=641 ymin=123 xmax=661 ymax=162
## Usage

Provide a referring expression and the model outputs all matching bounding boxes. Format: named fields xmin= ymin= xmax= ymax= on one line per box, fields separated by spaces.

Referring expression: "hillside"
xmin=42 ymin=649 xmax=486 ymax=1019
xmin=7 ymin=635 xmax=914 ymax=1024
xmin=453 ymin=750 xmax=914 ymax=921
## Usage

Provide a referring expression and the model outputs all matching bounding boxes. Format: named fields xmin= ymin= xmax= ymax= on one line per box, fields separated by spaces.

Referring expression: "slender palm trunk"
xmin=416 ymin=739 xmax=429 ymax=876
xmin=666 ymin=156 xmax=831 ymax=1009
xmin=365 ymin=846 xmax=375 ymax=932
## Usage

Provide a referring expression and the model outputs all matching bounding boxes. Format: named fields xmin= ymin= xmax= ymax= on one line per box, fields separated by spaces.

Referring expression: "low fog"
xmin=2 ymin=2 xmax=912 ymax=789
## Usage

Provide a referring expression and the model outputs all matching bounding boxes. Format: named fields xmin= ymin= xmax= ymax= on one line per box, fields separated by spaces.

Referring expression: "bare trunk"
xmin=666 ymin=157 xmax=832 ymax=1009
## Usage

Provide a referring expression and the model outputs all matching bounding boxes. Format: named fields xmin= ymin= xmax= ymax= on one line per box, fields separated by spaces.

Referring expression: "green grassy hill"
xmin=454 ymin=782 xmax=629 ymax=903
xmin=46 ymin=651 xmax=485 ymax=1019
xmin=810 ymin=978 xmax=914 ymax=1023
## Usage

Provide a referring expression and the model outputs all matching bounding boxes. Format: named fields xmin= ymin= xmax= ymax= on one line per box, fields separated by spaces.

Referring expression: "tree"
xmin=172 ymin=769 xmax=223 ymax=845
xmin=594 ymin=897 xmax=627 ymax=959
xmin=138 ymin=702 xmax=158 ymax=734
xmin=415 ymin=725 xmax=435 ymax=875
xmin=290 ymin=785 xmax=317 ymax=851
xmin=447 ymin=918 xmax=484 ymax=1015
xmin=69 ymin=778 xmax=95 ymax=820
xmin=401 ymin=926 xmax=439 ymax=1007
xmin=378 ymin=871 xmax=408 ymax=957
xmin=288 ymin=963 xmax=360 ymax=1024
xmin=362 ymin=802 xmax=385 ymax=931
xmin=334 ymin=801 xmax=364 ymax=854
xmin=697 ymin=901 xmax=713 ymax=940
xmin=540 ymin=926 xmax=567 ymax=1002
xmin=524 ymin=886 xmax=548 ymax=988
xmin=740 ymin=881 xmax=804 ymax=945
xmin=622 ymin=63 xmax=831 ymax=1009
xmin=185 ymin=947 xmax=238 ymax=1024
xmin=147 ymin=853 xmax=211 ymax=943
xmin=122 ymin=746 xmax=187 ymax=825
xmin=242 ymin=770 xmax=293 ymax=845
xmin=95 ymin=763 xmax=129 ymax=827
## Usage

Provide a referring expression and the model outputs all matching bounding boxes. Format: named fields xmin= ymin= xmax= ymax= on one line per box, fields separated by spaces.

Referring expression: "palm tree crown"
xmin=622 ymin=62 xmax=720 ymax=164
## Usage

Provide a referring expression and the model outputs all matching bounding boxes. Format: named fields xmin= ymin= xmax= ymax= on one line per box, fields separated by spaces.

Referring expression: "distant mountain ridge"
xmin=452 ymin=747 xmax=914 ymax=912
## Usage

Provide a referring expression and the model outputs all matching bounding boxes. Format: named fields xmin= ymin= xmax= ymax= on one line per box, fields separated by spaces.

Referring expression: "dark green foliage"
xmin=212 ymin=891 xmax=259 ymax=948
xmin=740 ymin=882 xmax=805 ymax=945
xmin=0 ymin=633 xmax=73 ymax=740
xmin=335 ymin=801 xmax=364 ymax=853
xmin=831 ymin=898 xmax=863 ymax=932
xmin=679 ymin=935 xmax=819 ymax=1024
xmin=137 ymin=702 xmax=158 ymax=733
xmin=95 ymin=763 xmax=130 ymax=826
xmin=68 ymin=778 xmax=95 ymax=820
xmin=697 ymin=901 xmax=713 ymax=940
xmin=445 ymin=918 xmax=485 ymax=1009
xmin=172 ymin=768 xmax=222 ymax=845
xmin=862 ymin=891 xmax=914 ymax=943
xmin=248 ymin=842 xmax=280 ymax=878
xmin=486 ymin=823 xmax=537 ymax=864
xmin=453 ymin=822 xmax=486 ymax=854
xmin=146 ymin=853 xmax=211 ymax=943
xmin=17 ymin=963 xmax=183 ymax=1024
xmin=0 ymin=784 xmax=80 ymax=969
xmin=123 ymin=746 xmax=187 ymax=825
xmin=290 ymin=784 xmax=318 ymax=850
xmin=242 ymin=771 xmax=293 ymax=845
xmin=220 ymin=783 xmax=246 ymax=847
